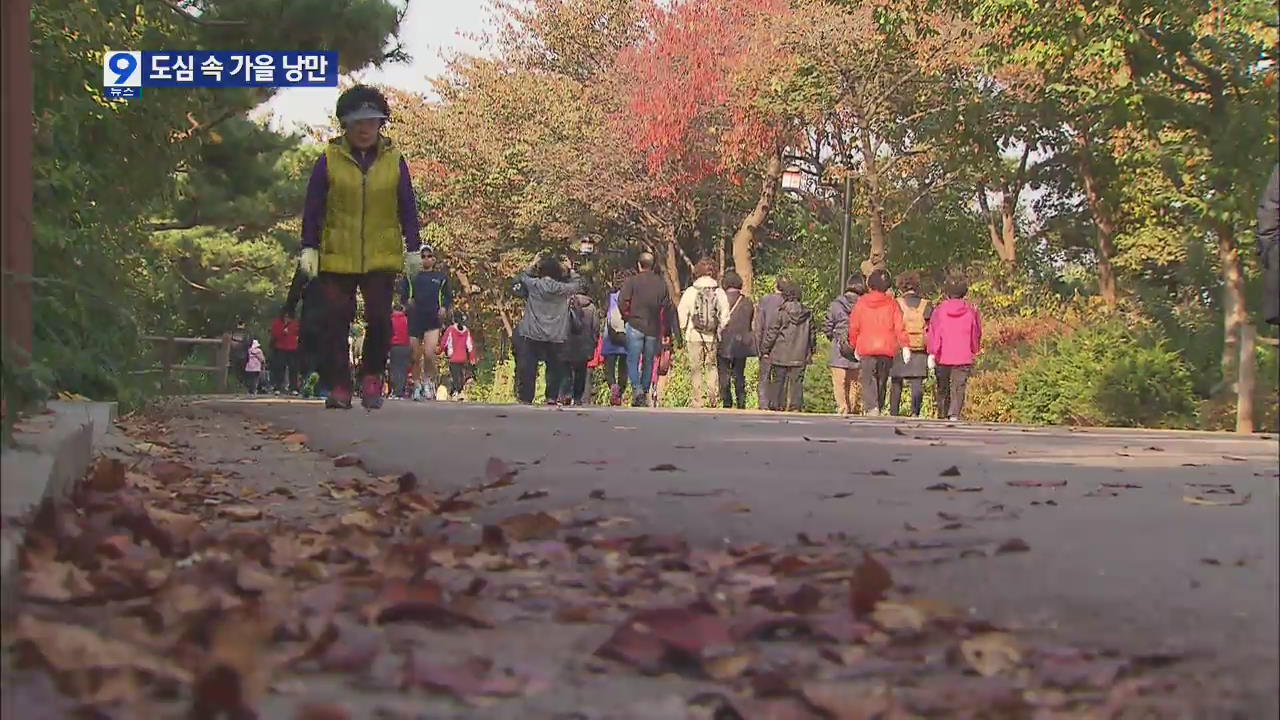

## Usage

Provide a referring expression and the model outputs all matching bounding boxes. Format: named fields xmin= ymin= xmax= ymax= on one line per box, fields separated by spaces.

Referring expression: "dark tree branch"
xmin=158 ymin=0 xmax=246 ymax=26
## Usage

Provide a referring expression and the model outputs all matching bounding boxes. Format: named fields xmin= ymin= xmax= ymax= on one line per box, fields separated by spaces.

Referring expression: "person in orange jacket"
xmin=848 ymin=268 xmax=908 ymax=417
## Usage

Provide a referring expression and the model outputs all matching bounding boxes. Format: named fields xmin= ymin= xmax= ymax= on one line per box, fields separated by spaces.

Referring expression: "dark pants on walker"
xmin=935 ymin=364 xmax=972 ymax=419
xmin=316 ymin=271 xmax=395 ymax=397
xmin=890 ymin=377 xmax=924 ymax=417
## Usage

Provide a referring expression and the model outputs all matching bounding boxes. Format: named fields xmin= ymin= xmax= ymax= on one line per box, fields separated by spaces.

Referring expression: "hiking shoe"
xmin=948 ymin=416 xmax=960 ymax=422
xmin=864 ymin=407 xmax=881 ymax=418
xmin=361 ymin=376 xmax=384 ymax=410
xmin=325 ymin=388 xmax=352 ymax=409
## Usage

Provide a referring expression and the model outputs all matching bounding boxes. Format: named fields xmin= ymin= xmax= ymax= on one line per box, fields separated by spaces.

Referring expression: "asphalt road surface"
xmin=208 ymin=398 xmax=1280 ymax=713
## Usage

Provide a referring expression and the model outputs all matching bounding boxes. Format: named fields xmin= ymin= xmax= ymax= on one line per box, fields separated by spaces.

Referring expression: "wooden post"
xmin=1 ymin=0 xmax=34 ymax=365
xmin=217 ymin=333 xmax=231 ymax=392
xmin=161 ymin=336 xmax=176 ymax=394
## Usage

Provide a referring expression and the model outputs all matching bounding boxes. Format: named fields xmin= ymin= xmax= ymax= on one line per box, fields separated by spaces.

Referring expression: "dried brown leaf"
xmin=150 ymin=460 xmax=195 ymax=485
xmin=220 ymin=505 xmax=262 ymax=521
xmin=1182 ymin=493 xmax=1252 ymax=507
xmin=498 ymin=511 xmax=561 ymax=541
xmin=88 ymin=458 xmax=127 ymax=492
xmin=960 ymin=632 xmax=1022 ymax=677
xmin=848 ymin=552 xmax=892 ymax=619
xmin=333 ymin=453 xmax=362 ymax=468
xmin=1006 ymin=479 xmax=1066 ymax=488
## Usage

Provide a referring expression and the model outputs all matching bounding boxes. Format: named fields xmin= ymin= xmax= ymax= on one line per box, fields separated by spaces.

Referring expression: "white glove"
xmin=853 ymin=352 xmax=860 ymax=362
xmin=300 ymin=248 xmax=319 ymax=279
xmin=927 ymin=354 xmax=936 ymax=371
xmin=902 ymin=347 xmax=912 ymax=363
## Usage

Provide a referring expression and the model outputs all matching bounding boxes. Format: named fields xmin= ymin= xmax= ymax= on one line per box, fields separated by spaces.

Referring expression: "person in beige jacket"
xmin=677 ymin=258 xmax=732 ymax=408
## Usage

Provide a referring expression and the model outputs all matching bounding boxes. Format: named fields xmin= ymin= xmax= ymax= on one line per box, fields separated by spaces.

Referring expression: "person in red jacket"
xmin=440 ymin=311 xmax=479 ymax=399
xmin=848 ymin=268 xmax=908 ymax=417
xmin=269 ymin=309 xmax=302 ymax=393
xmin=388 ymin=303 xmax=413 ymax=398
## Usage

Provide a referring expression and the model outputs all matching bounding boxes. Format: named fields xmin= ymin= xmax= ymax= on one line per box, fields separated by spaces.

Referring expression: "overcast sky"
xmin=255 ymin=0 xmax=489 ymax=133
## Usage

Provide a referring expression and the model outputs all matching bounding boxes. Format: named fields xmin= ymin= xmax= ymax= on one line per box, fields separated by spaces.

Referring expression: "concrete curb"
xmin=0 ymin=401 xmax=117 ymax=618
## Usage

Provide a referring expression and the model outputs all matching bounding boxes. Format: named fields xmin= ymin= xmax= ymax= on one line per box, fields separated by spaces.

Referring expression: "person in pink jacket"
xmin=243 ymin=339 xmax=267 ymax=396
xmin=925 ymin=276 xmax=982 ymax=421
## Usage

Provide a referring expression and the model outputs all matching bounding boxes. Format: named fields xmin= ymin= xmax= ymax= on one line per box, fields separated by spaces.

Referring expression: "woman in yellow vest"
xmin=298 ymin=86 xmax=422 ymax=410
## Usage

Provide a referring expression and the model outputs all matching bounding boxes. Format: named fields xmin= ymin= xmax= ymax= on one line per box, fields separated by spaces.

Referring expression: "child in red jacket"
xmin=440 ymin=312 xmax=479 ymax=399
xmin=848 ymin=268 xmax=908 ymax=417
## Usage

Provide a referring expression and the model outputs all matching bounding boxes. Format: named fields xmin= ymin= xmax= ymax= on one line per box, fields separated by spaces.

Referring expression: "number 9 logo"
xmin=102 ymin=51 xmax=141 ymax=87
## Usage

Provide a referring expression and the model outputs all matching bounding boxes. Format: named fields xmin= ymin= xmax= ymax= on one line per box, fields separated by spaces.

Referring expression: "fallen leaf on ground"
xmin=1221 ymin=455 xmax=1248 ymax=462
xmin=281 ymin=432 xmax=308 ymax=445
xmin=395 ymin=472 xmax=418 ymax=493
xmin=589 ymin=489 xmax=606 ymax=499
xmin=498 ymin=511 xmax=561 ymax=541
xmin=333 ymin=453 xmax=362 ymax=468
xmin=88 ymin=458 xmax=127 ymax=492
xmin=220 ymin=505 xmax=262 ymax=521
xmin=483 ymin=457 xmax=518 ymax=488
xmin=1182 ymin=493 xmax=1251 ymax=507
xmin=823 ymin=492 xmax=854 ymax=499
xmin=893 ymin=427 xmax=908 ymax=436
xmin=22 ymin=561 xmax=95 ymax=602
xmin=1006 ymin=479 xmax=1066 ymax=488
xmin=802 ymin=679 xmax=896 ymax=718
xmin=718 ymin=503 xmax=752 ymax=514
xmin=192 ymin=609 xmax=274 ymax=719
xmin=405 ymin=654 xmax=543 ymax=701
xmin=849 ymin=552 xmax=892 ymax=619
xmin=961 ymin=632 xmax=1023 ymax=676
xmin=150 ymin=460 xmax=194 ymax=485
xmin=15 ymin=615 xmax=191 ymax=684
xmin=658 ymin=488 xmax=725 ymax=497
xmin=925 ymin=483 xmax=983 ymax=492
xmin=596 ymin=606 xmax=733 ymax=674
xmin=516 ymin=489 xmax=550 ymax=501
xmin=1101 ymin=482 xmax=1142 ymax=489
xmin=294 ymin=703 xmax=351 ymax=720
xmin=650 ymin=463 xmax=681 ymax=472
xmin=340 ymin=510 xmax=378 ymax=530
xmin=939 ymin=466 xmax=962 ymax=477
xmin=995 ymin=538 xmax=1031 ymax=554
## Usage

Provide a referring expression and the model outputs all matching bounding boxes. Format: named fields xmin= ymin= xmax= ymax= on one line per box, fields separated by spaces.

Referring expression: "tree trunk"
xmin=661 ymin=229 xmax=682 ymax=316
xmin=977 ymin=186 xmax=1017 ymax=265
xmin=1075 ymin=138 xmax=1119 ymax=306
xmin=858 ymin=128 xmax=888 ymax=269
xmin=999 ymin=194 xmax=1018 ymax=265
xmin=1214 ymin=222 xmax=1255 ymax=432
xmin=729 ymin=151 xmax=783 ymax=297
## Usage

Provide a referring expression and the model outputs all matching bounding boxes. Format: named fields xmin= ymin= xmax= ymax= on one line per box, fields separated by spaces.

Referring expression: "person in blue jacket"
xmin=601 ymin=272 xmax=632 ymax=405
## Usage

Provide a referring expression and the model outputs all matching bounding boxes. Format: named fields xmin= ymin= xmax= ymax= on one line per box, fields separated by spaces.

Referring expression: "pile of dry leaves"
xmin=5 ymin=418 xmax=1190 ymax=719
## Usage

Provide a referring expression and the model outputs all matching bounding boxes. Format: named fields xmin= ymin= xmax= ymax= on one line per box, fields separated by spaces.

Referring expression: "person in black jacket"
xmin=560 ymin=293 xmax=600 ymax=405
xmin=1258 ymin=164 xmax=1279 ymax=326
xmin=761 ymin=280 xmax=816 ymax=412
xmin=716 ymin=270 xmax=755 ymax=409
xmin=284 ymin=264 xmax=328 ymax=397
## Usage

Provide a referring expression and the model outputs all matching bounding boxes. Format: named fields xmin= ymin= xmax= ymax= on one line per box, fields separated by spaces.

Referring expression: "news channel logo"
xmin=102 ymin=50 xmax=338 ymax=100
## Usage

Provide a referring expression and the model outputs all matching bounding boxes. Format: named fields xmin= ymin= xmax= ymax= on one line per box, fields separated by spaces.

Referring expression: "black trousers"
xmin=516 ymin=338 xmax=563 ymax=404
xmin=561 ymin=361 xmax=589 ymax=403
xmin=604 ymin=354 xmax=629 ymax=394
xmin=859 ymin=356 xmax=893 ymax=413
xmin=316 ymin=271 xmax=394 ymax=396
xmin=768 ymin=364 xmax=804 ymax=412
xmin=936 ymin=365 xmax=972 ymax=419
xmin=270 ymin=349 xmax=299 ymax=391
xmin=389 ymin=345 xmax=413 ymax=396
xmin=890 ymin=377 xmax=925 ymax=417
xmin=449 ymin=362 xmax=470 ymax=395
xmin=717 ymin=356 xmax=747 ymax=409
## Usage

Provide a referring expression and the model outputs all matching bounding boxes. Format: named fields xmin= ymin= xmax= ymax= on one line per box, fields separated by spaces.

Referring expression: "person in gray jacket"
xmin=824 ymin=274 xmax=866 ymax=416
xmin=753 ymin=279 xmax=788 ymax=409
xmin=1258 ymin=164 xmax=1279 ymax=326
xmin=515 ymin=254 xmax=583 ymax=404
xmin=761 ymin=280 xmax=816 ymax=412
xmin=560 ymin=292 xmax=600 ymax=405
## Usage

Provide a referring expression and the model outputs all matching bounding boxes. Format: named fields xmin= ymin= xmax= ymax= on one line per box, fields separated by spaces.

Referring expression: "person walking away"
xmin=620 ymin=252 xmax=674 ymax=407
xmin=1258 ymin=164 xmax=1279 ymax=326
xmin=388 ymin=303 xmax=413 ymax=398
xmin=677 ymin=258 xmax=731 ymax=408
xmin=515 ymin=255 xmax=582 ymax=404
xmin=848 ymin=269 xmax=907 ymax=417
xmin=889 ymin=272 xmax=932 ymax=417
xmin=400 ymin=245 xmax=453 ymax=400
xmin=717 ymin=270 xmax=754 ymax=409
xmin=283 ymin=262 xmax=327 ymax=398
xmin=297 ymin=85 xmax=422 ymax=410
xmin=441 ymin=311 xmax=479 ymax=399
xmin=927 ymin=276 xmax=982 ymax=421
xmin=760 ymin=280 xmax=815 ymax=412
xmin=244 ymin=340 xmax=266 ymax=395
xmin=561 ymin=293 xmax=600 ymax=405
xmin=269 ymin=309 xmax=301 ymax=393
xmin=824 ymin=275 xmax=866 ymax=416
xmin=601 ymin=275 xmax=631 ymax=405
xmin=754 ymin=282 xmax=786 ymax=409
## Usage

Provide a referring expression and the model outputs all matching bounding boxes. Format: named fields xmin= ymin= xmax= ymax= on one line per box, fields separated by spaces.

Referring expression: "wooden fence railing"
xmin=131 ymin=334 xmax=233 ymax=392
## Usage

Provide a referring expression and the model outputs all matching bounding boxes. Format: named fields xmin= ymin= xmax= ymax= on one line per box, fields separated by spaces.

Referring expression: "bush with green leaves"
xmin=1012 ymin=320 xmax=1196 ymax=428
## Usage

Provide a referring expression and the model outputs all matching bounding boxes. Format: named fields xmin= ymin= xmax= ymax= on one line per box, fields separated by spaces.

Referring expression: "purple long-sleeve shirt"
xmin=300 ymin=147 xmax=422 ymax=252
